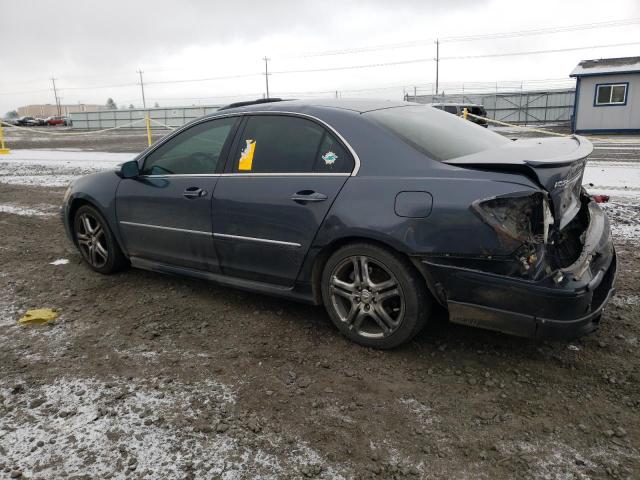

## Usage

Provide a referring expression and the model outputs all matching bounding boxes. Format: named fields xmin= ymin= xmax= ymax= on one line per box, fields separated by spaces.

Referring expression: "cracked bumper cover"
xmin=416 ymin=201 xmax=617 ymax=339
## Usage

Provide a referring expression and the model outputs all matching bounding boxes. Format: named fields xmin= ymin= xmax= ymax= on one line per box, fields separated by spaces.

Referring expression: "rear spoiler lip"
xmin=443 ymin=135 xmax=594 ymax=168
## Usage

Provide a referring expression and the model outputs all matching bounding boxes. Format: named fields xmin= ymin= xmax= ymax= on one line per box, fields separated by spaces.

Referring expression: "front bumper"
xmin=417 ymin=201 xmax=617 ymax=340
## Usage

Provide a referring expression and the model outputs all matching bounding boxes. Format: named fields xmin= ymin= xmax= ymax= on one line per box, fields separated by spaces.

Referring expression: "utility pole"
xmin=435 ymin=39 xmax=439 ymax=97
xmin=137 ymin=69 xmax=147 ymax=109
xmin=263 ymin=57 xmax=270 ymax=98
xmin=51 ymin=77 xmax=61 ymax=116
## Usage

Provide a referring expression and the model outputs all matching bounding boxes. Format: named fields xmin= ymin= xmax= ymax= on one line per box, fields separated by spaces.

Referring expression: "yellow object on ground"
xmin=19 ymin=308 xmax=58 ymax=325
xmin=0 ymin=121 xmax=10 ymax=154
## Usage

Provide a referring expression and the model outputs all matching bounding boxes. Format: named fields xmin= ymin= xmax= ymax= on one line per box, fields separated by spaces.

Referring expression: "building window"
xmin=595 ymin=83 xmax=628 ymax=106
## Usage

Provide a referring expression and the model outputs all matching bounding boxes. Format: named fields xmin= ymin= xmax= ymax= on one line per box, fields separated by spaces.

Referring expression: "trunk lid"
xmin=443 ymin=136 xmax=593 ymax=229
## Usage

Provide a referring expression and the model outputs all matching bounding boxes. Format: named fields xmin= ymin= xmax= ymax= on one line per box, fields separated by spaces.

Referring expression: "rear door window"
xmin=443 ymin=105 xmax=458 ymax=114
xmin=233 ymin=115 xmax=325 ymax=173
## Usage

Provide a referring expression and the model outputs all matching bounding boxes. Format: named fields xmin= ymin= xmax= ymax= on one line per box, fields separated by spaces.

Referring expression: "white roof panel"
xmin=571 ymin=56 xmax=640 ymax=76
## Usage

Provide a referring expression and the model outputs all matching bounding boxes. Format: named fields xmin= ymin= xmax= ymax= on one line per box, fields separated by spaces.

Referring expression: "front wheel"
xmin=321 ymin=242 xmax=430 ymax=349
xmin=73 ymin=205 xmax=128 ymax=274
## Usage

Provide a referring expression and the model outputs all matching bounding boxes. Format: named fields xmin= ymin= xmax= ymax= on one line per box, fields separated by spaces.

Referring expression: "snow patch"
xmin=0 ymin=377 xmax=349 ymax=479
xmin=498 ymin=439 xmax=639 ymax=480
xmin=0 ymin=203 xmax=56 ymax=217
xmin=600 ymin=202 xmax=640 ymax=241
xmin=0 ymin=286 xmax=18 ymax=327
xmin=613 ymin=294 xmax=640 ymax=307
xmin=584 ymin=161 xmax=640 ymax=201
xmin=49 ymin=258 xmax=69 ymax=265
xmin=0 ymin=149 xmax=133 ymax=187
xmin=399 ymin=397 xmax=438 ymax=426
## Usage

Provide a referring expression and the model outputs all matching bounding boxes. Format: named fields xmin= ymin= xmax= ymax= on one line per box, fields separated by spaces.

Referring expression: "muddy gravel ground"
xmin=0 ymin=130 xmax=639 ymax=479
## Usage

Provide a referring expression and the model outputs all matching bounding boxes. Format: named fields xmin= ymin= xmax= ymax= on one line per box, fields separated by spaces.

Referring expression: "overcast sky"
xmin=2 ymin=0 xmax=640 ymax=113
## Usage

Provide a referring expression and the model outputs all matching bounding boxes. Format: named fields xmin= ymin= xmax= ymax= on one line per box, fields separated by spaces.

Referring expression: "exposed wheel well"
xmin=309 ymin=236 xmax=428 ymax=305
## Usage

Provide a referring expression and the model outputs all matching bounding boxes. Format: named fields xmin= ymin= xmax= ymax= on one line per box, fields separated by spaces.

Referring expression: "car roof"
xmin=212 ymin=98 xmax=414 ymax=116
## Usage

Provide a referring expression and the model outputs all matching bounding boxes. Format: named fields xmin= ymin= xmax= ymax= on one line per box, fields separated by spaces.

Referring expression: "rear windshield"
xmin=366 ymin=106 xmax=507 ymax=161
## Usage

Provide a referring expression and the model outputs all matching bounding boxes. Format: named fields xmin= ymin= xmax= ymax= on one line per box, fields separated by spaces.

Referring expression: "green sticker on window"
xmin=322 ymin=151 xmax=338 ymax=165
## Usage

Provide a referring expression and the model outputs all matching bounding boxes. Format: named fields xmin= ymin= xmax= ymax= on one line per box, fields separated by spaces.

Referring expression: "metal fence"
xmin=406 ymin=88 xmax=575 ymax=125
xmin=69 ymin=105 xmax=222 ymax=130
xmin=69 ymin=83 xmax=577 ymax=128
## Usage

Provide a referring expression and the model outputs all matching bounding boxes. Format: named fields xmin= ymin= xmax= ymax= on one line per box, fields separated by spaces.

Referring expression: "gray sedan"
xmin=61 ymin=99 xmax=616 ymax=348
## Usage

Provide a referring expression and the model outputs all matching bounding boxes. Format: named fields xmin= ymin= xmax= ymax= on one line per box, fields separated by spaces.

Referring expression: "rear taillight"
xmin=471 ymin=191 xmax=554 ymax=245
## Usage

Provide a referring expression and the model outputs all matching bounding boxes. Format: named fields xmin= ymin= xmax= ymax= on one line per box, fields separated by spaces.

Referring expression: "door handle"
xmin=183 ymin=187 xmax=208 ymax=199
xmin=290 ymin=190 xmax=328 ymax=203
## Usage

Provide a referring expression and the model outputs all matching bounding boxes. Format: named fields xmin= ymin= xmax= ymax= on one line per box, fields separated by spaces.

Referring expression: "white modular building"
xmin=570 ymin=56 xmax=640 ymax=134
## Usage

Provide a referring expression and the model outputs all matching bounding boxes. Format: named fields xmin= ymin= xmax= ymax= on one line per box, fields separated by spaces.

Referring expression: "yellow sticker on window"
xmin=239 ymin=139 xmax=256 ymax=171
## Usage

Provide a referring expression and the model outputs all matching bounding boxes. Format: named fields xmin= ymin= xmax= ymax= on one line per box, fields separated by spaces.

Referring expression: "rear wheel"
xmin=321 ymin=242 xmax=430 ymax=349
xmin=73 ymin=205 xmax=127 ymax=274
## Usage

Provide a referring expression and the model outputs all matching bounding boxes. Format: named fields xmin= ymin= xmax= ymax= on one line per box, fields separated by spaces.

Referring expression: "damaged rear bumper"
xmin=416 ymin=201 xmax=617 ymax=340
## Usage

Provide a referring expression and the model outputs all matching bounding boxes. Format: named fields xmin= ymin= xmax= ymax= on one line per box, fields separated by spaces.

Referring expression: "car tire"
xmin=73 ymin=205 xmax=128 ymax=274
xmin=321 ymin=242 xmax=430 ymax=349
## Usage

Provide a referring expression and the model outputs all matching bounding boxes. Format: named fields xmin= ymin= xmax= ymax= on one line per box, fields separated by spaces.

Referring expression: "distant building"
xmin=17 ymin=104 xmax=108 ymax=118
xmin=570 ymin=56 xmax=640 ymax=134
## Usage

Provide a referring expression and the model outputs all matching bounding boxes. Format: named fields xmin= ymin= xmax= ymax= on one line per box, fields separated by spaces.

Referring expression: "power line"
xmin=60 ymin=82 xmax=138 ymax=91
xmin=441 ymin=18 xmax=640 ymax=42
xmin=283 ymin=17 xmax=640 ymax=58
xmin=440 ymin=41 xmax=640 ymax=61
xmin=0 ymin=88 xmax=51 ymax=96
xmin=272 ymin=41 xmax=640 ymax=75
xmin=271 ymin=57 xmax=435 ymax=75
xmin=146 ymin=73 xmax=261 ymax=86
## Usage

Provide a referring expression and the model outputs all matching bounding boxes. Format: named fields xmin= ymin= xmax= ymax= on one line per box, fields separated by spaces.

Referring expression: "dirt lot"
xmin=0 ymin=129 xmax=639 ymax=479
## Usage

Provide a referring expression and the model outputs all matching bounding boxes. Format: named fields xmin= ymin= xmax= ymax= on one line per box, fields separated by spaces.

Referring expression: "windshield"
xmin=366 ymin=106 xmax=508 ymax=161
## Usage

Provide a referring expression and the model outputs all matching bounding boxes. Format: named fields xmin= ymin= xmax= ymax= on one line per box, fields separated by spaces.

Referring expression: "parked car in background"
xmin=45 ymin=115 xmax=72 ymax=126
xmin=35 ymin=118 xmax=47 ymax=126
xmin=61 ymin=99 xmax=616 ymax=349
xmin=429 ymin=103 xmax=488 ymax=127
xmin=15 ymin=116 xmax=40 ymax=126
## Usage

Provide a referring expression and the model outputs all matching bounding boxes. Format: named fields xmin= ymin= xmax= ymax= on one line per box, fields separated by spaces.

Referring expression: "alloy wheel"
xmin=329 ymin=255 xmax=405 ymax=339
xmin=75 ymin=212 xmax=108 ymax=268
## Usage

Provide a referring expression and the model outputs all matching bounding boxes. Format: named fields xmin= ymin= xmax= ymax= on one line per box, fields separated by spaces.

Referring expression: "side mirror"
xmin=119 ymin=160 xmax=140 ymax=178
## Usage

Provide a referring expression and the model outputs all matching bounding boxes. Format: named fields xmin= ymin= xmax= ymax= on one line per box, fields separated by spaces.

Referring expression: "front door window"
xmin=142 ymin=117 xmax=238 ymax=175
